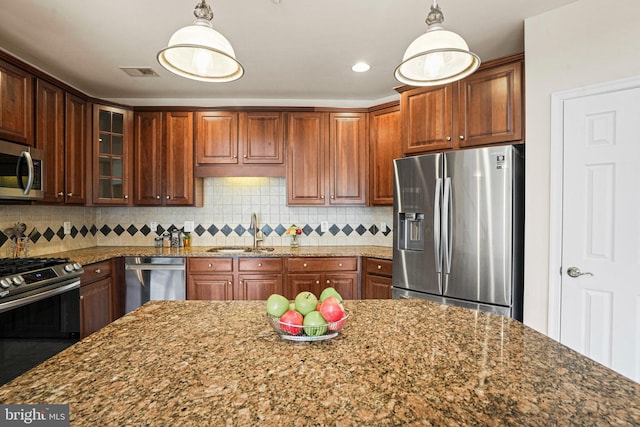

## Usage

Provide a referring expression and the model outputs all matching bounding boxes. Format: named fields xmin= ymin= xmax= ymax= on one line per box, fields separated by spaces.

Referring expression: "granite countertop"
xmin=1 ymin=299 xmax=638 ymax=425
xmin=50 ymin=245 xmax=393 ymax=266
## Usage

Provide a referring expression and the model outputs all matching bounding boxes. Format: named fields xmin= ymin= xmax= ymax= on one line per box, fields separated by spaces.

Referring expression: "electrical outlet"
xmin=321 ymin=221 xmax=329 ymax=233
xmin=150 ymin=222 xmax=158 ymax=232
xmin=63 ymin=221 xmax=71 ymax=235
xmin=380 ymin=222 xmax=387 ymax=232
xmin=184 ymin=221 xmax=195 ymax=232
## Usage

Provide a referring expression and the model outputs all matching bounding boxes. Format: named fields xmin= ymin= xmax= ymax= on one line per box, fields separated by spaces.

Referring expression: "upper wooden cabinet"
xmin=369 ymin=104 xmax=401 ymax=206
xmin=0 ymin=59 xmax=33 ymax=146
xmin=195 ymin=111 xmax=285 ymax=176
xmin=35 ymin=80 xmax=87 ymax=204
xmin=92 ymin=104 xmax=133 ymax=205
xmin=134 ymin=111 xmax=200 ymax=206
xmin=287 ymin=111 xmax=368 ymax=206
xmin=400 ymin=55 xmax=523 ymax=154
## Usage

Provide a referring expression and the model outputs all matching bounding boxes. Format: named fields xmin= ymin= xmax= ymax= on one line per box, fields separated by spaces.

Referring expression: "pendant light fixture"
xmin=157 ymin=0 xmax=243 ymax=82
xmin=394 ymin=0 xmax=480 ymax=86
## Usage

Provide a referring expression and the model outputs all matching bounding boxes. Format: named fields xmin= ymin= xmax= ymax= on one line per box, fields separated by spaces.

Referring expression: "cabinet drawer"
xmin=287 ymin=257 xmax=357 ymax=272
xmin=189 ymin=258 xmax=233 ymax=273
xmin=365 ymin=258 xmax=392 ymax=277
xmin=238 ymin=258 xmax=282 ymax=272
xmin=81 ymin=260 xmax=112 ymax=284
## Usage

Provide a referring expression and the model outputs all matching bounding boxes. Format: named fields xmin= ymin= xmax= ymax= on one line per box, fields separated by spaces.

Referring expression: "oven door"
xmin=0 ymin=280 xmax=80 ymax=385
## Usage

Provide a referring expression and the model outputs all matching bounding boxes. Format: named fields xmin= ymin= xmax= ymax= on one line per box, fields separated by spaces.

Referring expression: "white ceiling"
xmin=0 ymin=0 xmax=578 ymax=107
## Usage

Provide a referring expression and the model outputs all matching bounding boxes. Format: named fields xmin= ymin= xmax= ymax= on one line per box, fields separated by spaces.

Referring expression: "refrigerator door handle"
xmin=442 ymin=176 xmax=453 ymax=274
xmin=434 ymin=178 xmax=442 ymax=274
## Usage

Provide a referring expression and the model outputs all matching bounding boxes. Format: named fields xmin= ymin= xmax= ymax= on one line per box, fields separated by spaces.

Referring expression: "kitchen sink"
xmin=207 ymin=246 xmax=275 ymax=254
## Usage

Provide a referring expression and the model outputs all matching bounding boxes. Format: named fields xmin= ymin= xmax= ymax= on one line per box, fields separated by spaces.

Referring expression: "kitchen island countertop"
xmin=1 ymin=299 xmax=639 ymax=426
xmin=49 ymin=245 xmax=393 ymax=266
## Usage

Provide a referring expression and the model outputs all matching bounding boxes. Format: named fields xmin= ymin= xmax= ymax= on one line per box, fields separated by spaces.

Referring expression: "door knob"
xmin=567 ymin=266 xmax=593 ymax=278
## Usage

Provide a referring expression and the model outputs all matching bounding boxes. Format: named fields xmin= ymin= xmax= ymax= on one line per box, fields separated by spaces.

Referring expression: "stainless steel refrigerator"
xmin=392 ymin=145 xmax=524 ymax=320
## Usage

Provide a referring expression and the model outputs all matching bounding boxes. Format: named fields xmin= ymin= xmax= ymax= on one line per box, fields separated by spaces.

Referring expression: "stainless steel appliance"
xmin=0 ymin=139 xmax=44 ymax=201
xmin=0 ymin=257 xmax=84 ymax=385
xmin=124 ymin=257 xmax=186 ymax=313
xmin=392 ymin=145 xmax=524 ymax=320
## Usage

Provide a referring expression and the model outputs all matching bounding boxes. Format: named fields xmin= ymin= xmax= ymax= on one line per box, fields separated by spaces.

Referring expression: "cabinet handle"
xmin=377 ymin=265 xmax=382 ymax=270
xmin=95 ymin=269 xmax=101 ymax=274
xmin=258 ymin=263 xmax=262 ymax=267
xmin=446 ymin=136 xmax=451 ymax=141
xmin=57 ymin=192 xmax=64 ymax=196
xmin=459 ymin=135 xmax=465 ymax=140
xmin=156 ymin=195 xmax=161 ymax=199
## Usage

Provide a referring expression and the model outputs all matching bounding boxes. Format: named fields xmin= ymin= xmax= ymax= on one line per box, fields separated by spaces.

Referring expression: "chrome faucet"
xmin=249 ymin=213 xmax=263 ymax=249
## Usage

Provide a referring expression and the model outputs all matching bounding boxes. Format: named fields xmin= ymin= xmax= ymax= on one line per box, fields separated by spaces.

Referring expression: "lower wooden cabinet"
xmin=285 ymin=257 xmax=359 ymax=300
xmin=80 ymin=260 xmax=114 ymax=338
xmin=363 ymin=258 xmax=393 ymax=299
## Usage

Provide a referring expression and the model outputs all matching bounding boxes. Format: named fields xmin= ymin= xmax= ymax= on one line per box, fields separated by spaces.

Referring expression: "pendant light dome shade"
xmin=395 ymin=2 xmax=479 ymax=86
xmin=157 ymin=1 xmax=243 ymax=83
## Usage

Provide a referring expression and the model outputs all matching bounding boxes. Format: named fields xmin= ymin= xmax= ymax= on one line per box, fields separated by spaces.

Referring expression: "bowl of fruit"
xmin=266 ymin=287 xmax=349 ymax=341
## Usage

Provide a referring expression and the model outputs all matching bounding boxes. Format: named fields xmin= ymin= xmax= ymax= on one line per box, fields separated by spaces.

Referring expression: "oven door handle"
xmin=0 ymin=280 xmax=80 ymax=314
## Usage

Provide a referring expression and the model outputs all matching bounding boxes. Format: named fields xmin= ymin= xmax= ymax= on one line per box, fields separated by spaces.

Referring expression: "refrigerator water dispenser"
xmin=398 ymin=213 xmax=425 ymax=251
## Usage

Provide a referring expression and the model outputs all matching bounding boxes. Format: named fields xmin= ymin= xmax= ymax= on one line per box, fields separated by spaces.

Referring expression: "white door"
xmin=560 ymin=88 xmax=640 ymax=382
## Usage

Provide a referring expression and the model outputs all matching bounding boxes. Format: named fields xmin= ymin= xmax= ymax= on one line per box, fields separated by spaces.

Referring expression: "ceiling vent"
xmin=120 ymin=67 xmax=160 ymax=77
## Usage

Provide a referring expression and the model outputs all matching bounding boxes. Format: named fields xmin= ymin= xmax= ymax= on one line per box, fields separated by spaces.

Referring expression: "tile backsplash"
xmin=1 ymin=178 xmax=393 ymax=256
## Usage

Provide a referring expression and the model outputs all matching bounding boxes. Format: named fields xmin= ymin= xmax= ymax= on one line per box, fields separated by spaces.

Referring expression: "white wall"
xmin=524 ymin=0 xmax=640 ymax=333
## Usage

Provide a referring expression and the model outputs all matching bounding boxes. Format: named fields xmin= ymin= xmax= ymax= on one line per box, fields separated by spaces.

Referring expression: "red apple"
xmin=319 ymin=296 xmax=345 ymax=323
xmin=279 ymin=310 xmax=303 ymax=335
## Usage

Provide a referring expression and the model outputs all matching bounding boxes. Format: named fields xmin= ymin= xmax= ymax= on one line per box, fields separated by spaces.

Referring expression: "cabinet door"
xmin=195 ymin=111 xmax=238 ymax=164
xmin=133 ymin=112 xmax=163 ymax=205
xmin=286 ymin=112 xmax=327 ymax=205
xmin=93 ymin=105 xmax=132 ymax=204
xmin=187 ymin=274 xmax=234 ymax=300
xmin=324 ymin=273 xmax=358 ymax=300
xmin=165 ymin=111 xmax=195 ymax=205
xmin=363 ymin=274 xmax=392 ymax=299
xmin=0 ymin=59 xmax=33 ymax=145
xmin=285 ymin=274 xmax=323 ymax=300
xmin=369 ymin=105 xmax=401 ymax=206
xmin=329 ymin=112 xmax=368 ymax=205
xmin=64 ymin=94 xmax=87 ymax=204
xmin=238 ymin=274 xmax=284 ymax=300
xmin=241 ymin=112 xmax=284 ymax=164
xmin=401 ymin=84 xmax=455 ymax=154
xmin=35 ymin=79 xmax=65 ymax=203
xmin=80 ymin=277 xmax=113 ymax=338
xmin=458 ymin=60 xmax=523 ymax=147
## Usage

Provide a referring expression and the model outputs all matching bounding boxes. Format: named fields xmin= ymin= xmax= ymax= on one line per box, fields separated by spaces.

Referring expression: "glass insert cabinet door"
xmin=93 ymin=105 xmax=131 ymax=204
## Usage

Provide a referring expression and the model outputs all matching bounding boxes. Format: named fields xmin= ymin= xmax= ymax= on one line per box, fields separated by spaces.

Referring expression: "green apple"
xmin=319 ymin=287 xmax=343 ymax=302
xmin=303 ymin=311 xmax=327 ymax=336
xmin=295 ymin=291 xmax=318 ymax=316
xmin=266 ymin=294 xmax=290 ymax=317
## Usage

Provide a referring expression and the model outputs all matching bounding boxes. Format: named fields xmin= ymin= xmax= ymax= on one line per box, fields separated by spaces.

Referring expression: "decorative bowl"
xmin=267 ymin=310 xmax=350 ymax=341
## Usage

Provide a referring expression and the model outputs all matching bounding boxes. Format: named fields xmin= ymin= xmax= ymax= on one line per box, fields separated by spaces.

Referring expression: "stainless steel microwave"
xmin=0 ymin=139 xmax=44 ymax=201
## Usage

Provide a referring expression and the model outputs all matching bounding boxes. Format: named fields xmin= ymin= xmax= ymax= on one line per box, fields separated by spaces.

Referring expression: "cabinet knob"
xmin=80 ymin=295 xmax=84 ymax=300
xmin=156 ymin=195 xmax=161 ymax=199
xmin=57 ymin=192 xmax=64 ymax=196
xmin=228 ymin=281 xmax=232 ymax=285
xmin=303 ymin=263 xmax=308 ymax=268
xmin=243 ymin=155 xmax=247 ymax=158
xmin=446 ymin=136 xmax=452 ymax=141
xmin=338 ymin=263 xmax=343 ymax=267
xmin=315 ymin=280 xmax=320 ymax=285
xmin=326 ymin=280 xmax=330 ymax=284
xmin=166 ymin=195 xmax=170 ymax=200
xmin=377 ymin=265 xmax=382 ymax=270
xmin=124 ymin=195 xmax=129 ymax=199
xmin=233 ymin=155 xmax=238 ymax=159
xmin=67 ymin=193 xmax=72 ymax=197
xmin=208 ymin=263 xmax=213 ymax=268
xmin=459 ymin=135 xmax=465 ymax=140
xmin=95 ymin=269 xmax=101 ymax=274
xmin=258 ymin=263 xmax=262 ymax=267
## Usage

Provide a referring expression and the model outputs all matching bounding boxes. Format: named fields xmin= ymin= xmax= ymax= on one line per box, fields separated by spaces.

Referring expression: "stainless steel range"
xmin=0 ymin=257 xmax=84 ymax=385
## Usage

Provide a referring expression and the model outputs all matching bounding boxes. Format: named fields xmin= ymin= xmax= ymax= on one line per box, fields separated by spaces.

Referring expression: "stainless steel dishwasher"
xmin=124 ymin=257 xmax=186 ymax=314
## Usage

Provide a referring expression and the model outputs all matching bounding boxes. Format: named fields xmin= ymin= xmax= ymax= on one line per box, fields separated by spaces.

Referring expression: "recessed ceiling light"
xmin=351 ymin=62 xmax=370 ymax=73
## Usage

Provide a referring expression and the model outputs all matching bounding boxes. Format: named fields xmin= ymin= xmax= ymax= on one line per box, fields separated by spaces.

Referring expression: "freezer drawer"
xmin=124 ymin=257 xmax=186 ymax=313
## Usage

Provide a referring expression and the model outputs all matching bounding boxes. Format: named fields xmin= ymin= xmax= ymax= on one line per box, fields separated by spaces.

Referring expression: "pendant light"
xmin=394 ymin=0 xmax=480 ymax=86
xmin=157 ymin=0 xmax=243 ymax=82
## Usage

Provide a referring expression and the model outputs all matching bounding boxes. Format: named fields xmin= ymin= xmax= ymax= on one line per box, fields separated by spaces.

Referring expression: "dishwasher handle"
xmin=125 ymin=264 xmax=185 ymax=271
